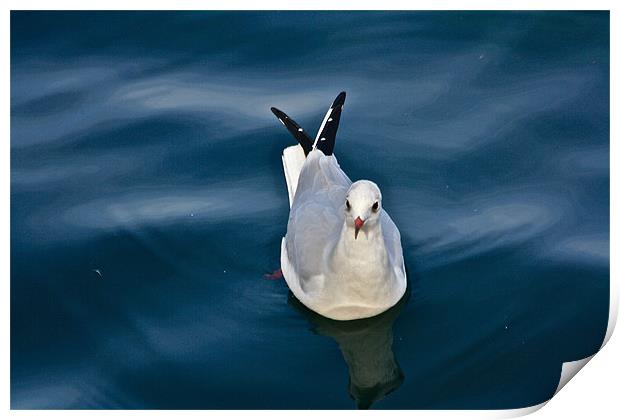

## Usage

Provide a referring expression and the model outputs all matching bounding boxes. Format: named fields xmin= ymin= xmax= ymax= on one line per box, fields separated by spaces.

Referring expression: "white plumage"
xmin=273 ymin=93 xmax=407 ymax=321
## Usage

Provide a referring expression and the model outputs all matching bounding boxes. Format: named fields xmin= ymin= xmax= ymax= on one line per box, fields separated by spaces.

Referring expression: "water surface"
xmin=11 ymin=11 xmax=609 ymax=409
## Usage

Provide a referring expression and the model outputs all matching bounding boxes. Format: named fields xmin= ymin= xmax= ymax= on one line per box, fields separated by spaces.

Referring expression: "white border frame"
xmin=2 ymin=1 xmax=616 ymax=419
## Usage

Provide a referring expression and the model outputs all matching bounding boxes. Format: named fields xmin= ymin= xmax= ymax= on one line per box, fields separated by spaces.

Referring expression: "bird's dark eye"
xmin=345 ymin=200 xmax=351 ymax=210
xmin=372 ymin=202 xmax=379 ymax=212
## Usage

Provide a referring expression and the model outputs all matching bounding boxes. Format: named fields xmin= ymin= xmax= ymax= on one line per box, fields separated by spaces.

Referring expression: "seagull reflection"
xmin=289 ymin=289 xmax=409 ymax=409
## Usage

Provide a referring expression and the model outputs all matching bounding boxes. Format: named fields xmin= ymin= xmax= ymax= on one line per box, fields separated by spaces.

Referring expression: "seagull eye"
xmin=345 ymin=200 xmax=351 ymax=210
xmin=372 ymin=202 xmax=379 ymax=212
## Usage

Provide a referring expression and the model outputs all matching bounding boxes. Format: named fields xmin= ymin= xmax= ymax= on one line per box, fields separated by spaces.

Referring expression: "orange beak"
xmin=354 ymin=217 xmax=364 ymax=240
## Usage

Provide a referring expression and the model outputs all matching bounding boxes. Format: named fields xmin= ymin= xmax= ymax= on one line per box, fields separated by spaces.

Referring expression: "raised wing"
xmin=314 ymin=91 xmax=346 ymax=156
xmin=271 ymin=107 xmax=314 ymax=156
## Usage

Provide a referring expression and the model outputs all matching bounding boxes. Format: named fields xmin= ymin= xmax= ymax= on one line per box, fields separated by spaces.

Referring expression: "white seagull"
xmin=271 ymin=92 xmax=407 ymax=321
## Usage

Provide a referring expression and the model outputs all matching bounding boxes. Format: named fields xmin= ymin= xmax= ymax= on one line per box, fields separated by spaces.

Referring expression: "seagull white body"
xmin=272 ymin=93 xmax=407 ymax=321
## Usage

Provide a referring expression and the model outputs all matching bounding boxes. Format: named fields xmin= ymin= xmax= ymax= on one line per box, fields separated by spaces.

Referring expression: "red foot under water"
xmin=264 ymin=268 xmax=283 ymax=280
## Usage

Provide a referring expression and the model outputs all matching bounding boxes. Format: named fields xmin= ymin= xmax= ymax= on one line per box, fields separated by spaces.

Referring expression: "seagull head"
xmin=344 ymin=180 xmax=382 ymax=240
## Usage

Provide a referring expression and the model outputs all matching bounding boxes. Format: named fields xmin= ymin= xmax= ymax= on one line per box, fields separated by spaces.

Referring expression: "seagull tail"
xmin=281 ymin=145 xmax=305 ymax=208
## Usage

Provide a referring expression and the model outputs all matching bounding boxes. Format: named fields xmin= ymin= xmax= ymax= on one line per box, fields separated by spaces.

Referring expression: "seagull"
xmin=271 ymin=92 xmax=407 ymax=321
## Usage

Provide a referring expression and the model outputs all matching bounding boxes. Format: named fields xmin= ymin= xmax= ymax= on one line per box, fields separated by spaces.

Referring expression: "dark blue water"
xmin=11 ymin=11 xmax=609 ymax=409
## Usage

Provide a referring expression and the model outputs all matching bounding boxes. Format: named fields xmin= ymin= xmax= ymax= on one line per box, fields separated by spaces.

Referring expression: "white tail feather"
xmin=282 ymin=144 xmax=306 ymax=208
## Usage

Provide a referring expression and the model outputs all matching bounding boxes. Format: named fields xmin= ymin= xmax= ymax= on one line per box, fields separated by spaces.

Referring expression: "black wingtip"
xmin=270 ymin=106 xmax=313 ymax=156
xmin=271 ymin=107 xmax=285 ymax=119
xmin=332 ymin=91 xmax=346 ymax=108
xmin=315 ymin=92 xmax=347 ymax=156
